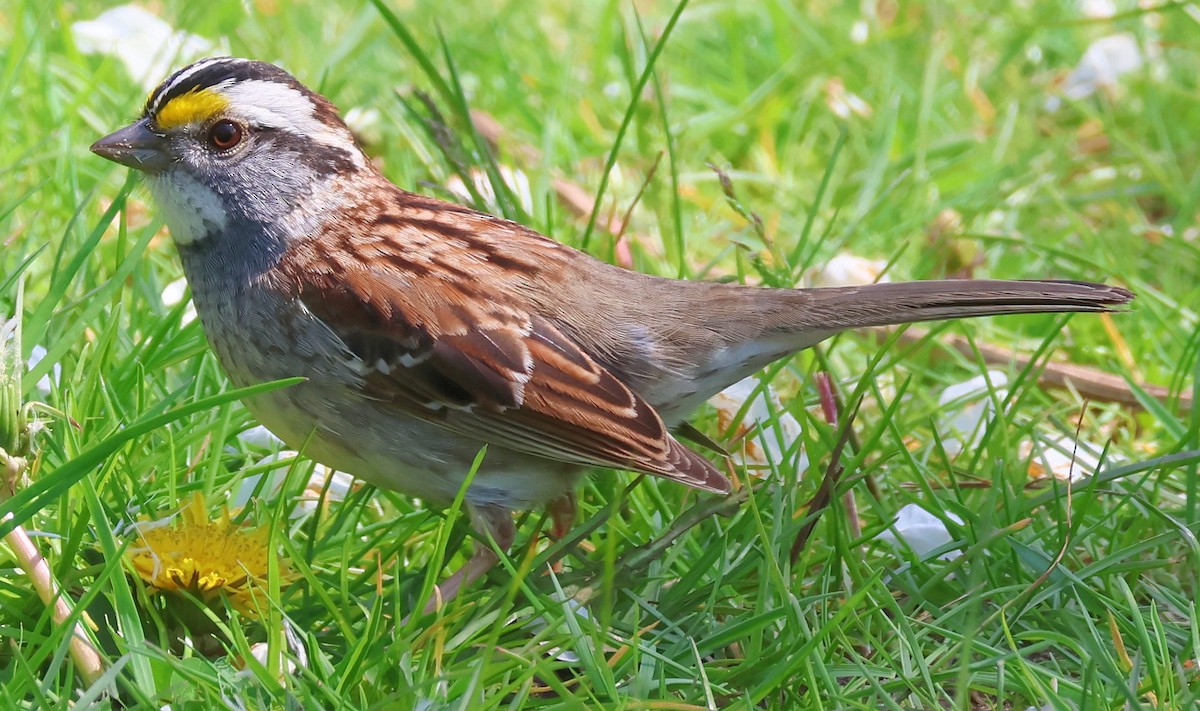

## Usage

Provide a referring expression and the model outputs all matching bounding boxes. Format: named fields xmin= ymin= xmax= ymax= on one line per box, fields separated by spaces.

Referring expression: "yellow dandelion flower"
xmin=126 ymin=492 xmax=288 ymax=617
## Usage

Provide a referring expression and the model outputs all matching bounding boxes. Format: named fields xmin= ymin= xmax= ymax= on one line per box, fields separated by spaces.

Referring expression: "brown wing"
xmin=274 ymin=191 xmax=728 ymax=493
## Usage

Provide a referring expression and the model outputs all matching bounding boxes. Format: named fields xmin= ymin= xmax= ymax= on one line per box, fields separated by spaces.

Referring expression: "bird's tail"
xmin=654 ymin=279 xmax=1133 ymax=420
xmin=796 ymin=279 xmax=1134 ymax=331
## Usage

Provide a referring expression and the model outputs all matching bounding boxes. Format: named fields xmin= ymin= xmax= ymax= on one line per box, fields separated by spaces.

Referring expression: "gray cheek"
xmin=209 ymin=147 xmax=322 ymax=224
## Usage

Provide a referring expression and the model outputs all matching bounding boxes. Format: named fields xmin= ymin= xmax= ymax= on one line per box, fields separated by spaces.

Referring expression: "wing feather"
xmin=277 ymin=196 xmax=730 ymax=494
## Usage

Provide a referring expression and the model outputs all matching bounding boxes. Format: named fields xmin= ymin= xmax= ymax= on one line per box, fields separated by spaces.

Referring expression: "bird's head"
xmin=92 ymin=57 xmax=368 ymax=244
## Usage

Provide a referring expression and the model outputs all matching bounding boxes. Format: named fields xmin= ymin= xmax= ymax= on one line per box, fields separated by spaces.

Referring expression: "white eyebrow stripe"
xmin=150 ymin=57 xmax=243 ymax=114
xmin=222 ymin=80 xmax=364 ymax=168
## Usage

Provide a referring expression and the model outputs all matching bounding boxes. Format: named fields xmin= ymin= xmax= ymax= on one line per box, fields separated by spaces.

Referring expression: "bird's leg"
xmin=545 ymin=491 xmax=577 ymax=572
xmin=423 ymin=504 xmax=515 ymax=615
xmin=547 ymin=491 xmax=577 ymax=541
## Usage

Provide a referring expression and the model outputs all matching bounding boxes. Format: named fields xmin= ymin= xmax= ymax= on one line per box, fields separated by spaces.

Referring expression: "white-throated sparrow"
xmin=92 ymin=57 xmax=1132 ymax=611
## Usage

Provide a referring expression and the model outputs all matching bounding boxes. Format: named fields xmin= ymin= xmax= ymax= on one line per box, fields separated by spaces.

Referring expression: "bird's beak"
xmin=90 ymin=118 xmax=172 ymax=173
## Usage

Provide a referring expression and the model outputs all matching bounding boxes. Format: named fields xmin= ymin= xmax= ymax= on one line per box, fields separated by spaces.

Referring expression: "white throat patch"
xmin=146 ymin=171 xmax=229 ymax=245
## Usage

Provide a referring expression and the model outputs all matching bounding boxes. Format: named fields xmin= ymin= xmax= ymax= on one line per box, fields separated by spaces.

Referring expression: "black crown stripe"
xmin=145 ymin=58 xmax=313 ymax=119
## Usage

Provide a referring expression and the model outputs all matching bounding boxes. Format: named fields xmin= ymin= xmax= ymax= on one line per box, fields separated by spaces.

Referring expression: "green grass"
xmin=2 ymin=0 xmax=1199 ymax=708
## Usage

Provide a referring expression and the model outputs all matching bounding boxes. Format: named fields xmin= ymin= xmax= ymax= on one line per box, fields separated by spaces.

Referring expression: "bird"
xmin=91 ymin=57 xmax=1133 ymax=612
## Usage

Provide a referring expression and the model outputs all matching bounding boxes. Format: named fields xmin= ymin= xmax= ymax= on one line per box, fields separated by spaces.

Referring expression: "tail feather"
xmin=800 ymin=279 xmax=1133 ymax=331
xmin=648 ymin=279 xmax=1132 ymax=424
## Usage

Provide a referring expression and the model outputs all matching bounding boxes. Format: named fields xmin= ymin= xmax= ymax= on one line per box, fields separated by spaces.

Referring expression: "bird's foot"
xmin=545 ymin=491 xmax=577 ymax=573
xmin=420 ymin=504 xmax=515 ymax=616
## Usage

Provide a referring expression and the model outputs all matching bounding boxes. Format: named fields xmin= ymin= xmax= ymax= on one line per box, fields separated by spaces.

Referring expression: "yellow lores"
xmin=154 ymin=89 xmax=230 ymax=130
xmin=126 ymin=492 xmax=288 ymax=616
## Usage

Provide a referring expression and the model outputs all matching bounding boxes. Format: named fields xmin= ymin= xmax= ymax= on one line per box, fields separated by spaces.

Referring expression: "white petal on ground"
xmin=237 ymin=424 xmax=285 ymax=450
xmin=525 ymin=594 xmax=593 ymax=663
xmin=283 ymin=619 xmax=309 ymax=670
xmin=710 ymin=377 xmax=808 ymax=476
xmin=239 ymin=642 xmax=298 ymax=684
xmin=72 ymin=5 xmax=222 ymax=91
xmin=805 ymin=253 xmax=891 ymax=289
xmin=1021 ymin=432 xmax=1111 ymax=482
xmin=1079 ymin=0 xmax=1117 ymax=18
xmin=26 ymin=344 xmax=60 ymax=398
xmin=849 ymin=20 xmax=869 ymax=45
xmin=231 ymin=450 xmax=366 ymax=519
xmin=3 ymin=324 xmax=59 ymax=398
xmin=1046 ymin=33 xmax=1143 ymax=110
xmin=877 ymin=503 xmax=964 ymax=561
xmin=160 ymin=277 xmax=197 ymax=325
xmin=823 ymin=77 xmax=874 ymax=120
xmin=1064 ymin=34 xmax=1143 ymax=99
xmin=160 ymin=277 xmax=187 ymax=307
xmin=936 ymin=371 xmax=1009 ymax=457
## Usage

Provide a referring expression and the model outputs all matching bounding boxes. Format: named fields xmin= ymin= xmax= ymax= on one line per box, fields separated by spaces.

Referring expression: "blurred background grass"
xmin=1 ymin=0 xmax=1198 ymax=708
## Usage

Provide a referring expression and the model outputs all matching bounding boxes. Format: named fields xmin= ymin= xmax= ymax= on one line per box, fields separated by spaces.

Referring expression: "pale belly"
xmin=238 ymin=382 xmax=584 ymax=510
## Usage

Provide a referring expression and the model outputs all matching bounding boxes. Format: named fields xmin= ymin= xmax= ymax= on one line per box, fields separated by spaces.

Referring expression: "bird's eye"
xmin=208 ymin=120 xmax=244 ymax=150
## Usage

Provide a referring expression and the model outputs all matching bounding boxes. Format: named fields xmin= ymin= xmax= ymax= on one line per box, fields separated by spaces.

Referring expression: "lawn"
xmin=2 ymin=0 xmax=1198 ymax=708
